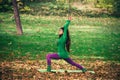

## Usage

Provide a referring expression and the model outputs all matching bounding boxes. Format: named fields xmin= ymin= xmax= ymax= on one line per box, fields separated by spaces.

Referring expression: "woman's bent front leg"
xmin=46 ymin=53 xmax=61 ymax=72
xmin=46 ymin=53 xmax=61 ymax=65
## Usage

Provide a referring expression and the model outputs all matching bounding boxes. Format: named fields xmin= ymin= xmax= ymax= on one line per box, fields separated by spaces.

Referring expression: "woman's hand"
xmin=68 ymin=16 xmax=72 ymax=21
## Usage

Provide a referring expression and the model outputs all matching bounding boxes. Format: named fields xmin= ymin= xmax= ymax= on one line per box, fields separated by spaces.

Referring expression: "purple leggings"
xmin=46 ymin=53 xmax=83 ymax=70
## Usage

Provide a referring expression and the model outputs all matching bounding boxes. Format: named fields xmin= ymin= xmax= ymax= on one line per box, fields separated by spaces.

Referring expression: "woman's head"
xmin=58 ymin=27 xmax=64 ymax=36
xmin=59 ymin=27 xmax=71 ymax=52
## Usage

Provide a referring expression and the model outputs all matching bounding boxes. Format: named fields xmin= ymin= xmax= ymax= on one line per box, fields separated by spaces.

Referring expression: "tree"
xmin=12 ymin=0 xmax=23 ymax=35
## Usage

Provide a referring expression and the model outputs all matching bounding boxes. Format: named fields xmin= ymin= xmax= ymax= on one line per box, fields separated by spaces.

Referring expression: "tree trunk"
xmin=12 ymin=0 xmax=23 ymax=35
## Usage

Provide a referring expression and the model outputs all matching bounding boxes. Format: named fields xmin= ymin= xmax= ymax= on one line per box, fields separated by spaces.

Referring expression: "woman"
xmin=46 ymin=17 xmax=86 ymax=72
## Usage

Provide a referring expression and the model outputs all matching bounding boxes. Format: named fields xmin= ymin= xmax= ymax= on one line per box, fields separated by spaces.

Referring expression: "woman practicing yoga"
xmin=46 ymin=16 xmax=86 ymax=72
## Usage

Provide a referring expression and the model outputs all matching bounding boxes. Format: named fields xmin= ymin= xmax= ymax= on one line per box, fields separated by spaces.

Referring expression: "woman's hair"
xmin=59 ymin=27 xmax=71 ymax=52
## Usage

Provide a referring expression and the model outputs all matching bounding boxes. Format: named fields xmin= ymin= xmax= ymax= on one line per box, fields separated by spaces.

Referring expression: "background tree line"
xmin=0 ymin=0 xmax=120 ymax=16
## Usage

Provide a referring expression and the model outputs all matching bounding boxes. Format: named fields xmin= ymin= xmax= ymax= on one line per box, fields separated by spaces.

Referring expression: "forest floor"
xmin=0 ymin=59 xmax=120 ymax=80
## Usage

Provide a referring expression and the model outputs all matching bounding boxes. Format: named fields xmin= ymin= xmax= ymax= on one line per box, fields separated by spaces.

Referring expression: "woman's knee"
xmin=46 ymin=54 xmax=51 ymax=59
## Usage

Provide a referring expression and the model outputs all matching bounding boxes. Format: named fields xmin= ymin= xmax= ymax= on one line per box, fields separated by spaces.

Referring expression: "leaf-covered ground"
xmin=0 ymin=59 xmax=120 ymax=80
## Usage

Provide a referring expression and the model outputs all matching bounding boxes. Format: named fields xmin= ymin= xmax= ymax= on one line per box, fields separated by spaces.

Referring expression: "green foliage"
xmin=0 ymin=0 xmax=31 ymax=12
xmin=0 ymin=0 xmax=12 ymax=12
xmin=17 ymin=0 xmax=31 ymax=12
xmin=0 ymin=0 xmax=119 ymax=16
xmin=113 ymin=0 xmax=120 ymax=16
xmin=27 ymin=2 xmax=112 ymax=17
xmin=94 ymin=0 xmax=120 ymax=16
xmin=95 ymin=0 xmax=114 ymax=10
xmin=28 ymin=2 xmax=70 ymax=16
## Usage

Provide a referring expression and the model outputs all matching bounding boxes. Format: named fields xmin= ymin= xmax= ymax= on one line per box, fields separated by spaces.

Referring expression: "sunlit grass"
xmin=0 ymin=12 xmax=120 ymax=61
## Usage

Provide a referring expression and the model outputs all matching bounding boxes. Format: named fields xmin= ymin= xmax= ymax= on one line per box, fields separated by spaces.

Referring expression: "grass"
xmin=0 ymin=11 xmax=120 ymax=62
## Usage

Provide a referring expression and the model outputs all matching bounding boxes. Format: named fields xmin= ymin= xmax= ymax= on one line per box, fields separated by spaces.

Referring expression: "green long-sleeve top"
xmin=57 ymin=20 xmax=71 ymax=58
